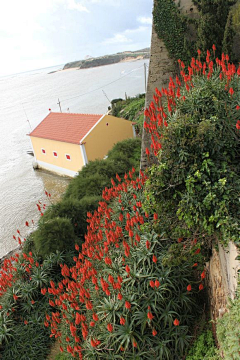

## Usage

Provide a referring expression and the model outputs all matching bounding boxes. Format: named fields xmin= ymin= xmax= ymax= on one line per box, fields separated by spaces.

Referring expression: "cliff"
xmin=63 ymin=48 xmax=150 ymax=70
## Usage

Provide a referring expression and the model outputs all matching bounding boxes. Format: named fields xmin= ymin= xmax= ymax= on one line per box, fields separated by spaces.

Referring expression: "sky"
xmin=0 ymin=0 xmax=153 ymax=76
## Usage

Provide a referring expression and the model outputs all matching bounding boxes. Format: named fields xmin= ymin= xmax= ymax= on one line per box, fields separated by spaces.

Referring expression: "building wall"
xmin=84 ymin=114 xmax=134 ymax=162
xmin=30 ymin=136 xmax=84 ymax=176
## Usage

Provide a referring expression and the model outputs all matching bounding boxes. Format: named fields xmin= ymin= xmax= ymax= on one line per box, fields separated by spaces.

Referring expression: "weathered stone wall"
xmin=206 ymin=242 xmax=239 ymax=328
xmin=140 ymin=0 xmax=198 ymax=169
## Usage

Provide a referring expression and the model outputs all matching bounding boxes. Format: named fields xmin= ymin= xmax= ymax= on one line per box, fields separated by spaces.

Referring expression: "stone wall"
xmin=206 ymin=242 xmax=239 ymax=329
xmin=140 ymin=0 xmax=198 ymax=169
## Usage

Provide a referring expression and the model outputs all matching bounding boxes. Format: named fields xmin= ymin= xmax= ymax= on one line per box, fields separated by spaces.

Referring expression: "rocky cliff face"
xmin=63 ymin=49 xmax=150 ymax=70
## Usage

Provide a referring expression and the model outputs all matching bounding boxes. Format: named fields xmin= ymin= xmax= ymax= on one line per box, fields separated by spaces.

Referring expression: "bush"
xmin=144 ymin=50 xmax=240 ymax=248
xmin=0 ymin=321 xmax=52 ymax=360
xmin=216 ymin=283 xmax=240 ymax=359
xmin=46 ymin=172 xmax=204 ymax=359
xmin=186 ymin=328 xmax=218 ymax=360
xmin=64 ymin=138 xmax=141 ymax=201
xmin=111 ymin=95 xmax=145 ymax=134
xmin=33 ymin=217 xmax=76 ymax=258
xmin=0 ymin=251 xmax=65 ymax=358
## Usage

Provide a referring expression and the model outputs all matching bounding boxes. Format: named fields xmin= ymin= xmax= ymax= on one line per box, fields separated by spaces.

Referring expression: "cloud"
xmin=138 ymin=16 xmax=152 ymax=25
xmin=87 ymin=0 xmax=120 ymax=5
xmin=67 ymin=0 xmax=89 ymax=12
xmin=102 ymin=34 xmax=132 ymax=45
xmin=102 ymin=26 xmax=148 ymax=45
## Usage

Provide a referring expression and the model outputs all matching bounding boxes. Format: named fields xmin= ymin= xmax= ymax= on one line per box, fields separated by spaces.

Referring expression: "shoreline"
xmin=49 ymin=57 xmax=148 ymax=75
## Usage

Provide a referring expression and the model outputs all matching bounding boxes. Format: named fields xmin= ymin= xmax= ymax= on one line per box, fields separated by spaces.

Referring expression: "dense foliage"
xmin=216 ymin=282 xmax=240 ymax=359
xmin=186 ymin=327 xmax=218 ymax=359
xmin=111 ymin=94 xmax=145 ymax=135
xmin=0 ymin=250 xmax=66 ymax=359
xmin=44 ymin=170 xmax=205 ymax=359
xmin=64 ymin=138 xmax=141 ymax=201
xmin=153 ymin=0 xmax=237 ymax=65
xmin=144 ymin=50 xmax=240 ymax=248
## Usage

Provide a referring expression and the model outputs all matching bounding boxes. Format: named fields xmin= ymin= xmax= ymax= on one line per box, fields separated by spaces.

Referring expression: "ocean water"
xmin=0 ymin=59 xmax=148 ymax=258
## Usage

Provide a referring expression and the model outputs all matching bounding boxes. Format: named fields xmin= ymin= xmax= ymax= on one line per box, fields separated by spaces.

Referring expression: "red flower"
xmin=25 ymin=221 xmax=29 ymax=227
xmin=187 ymin=284 xmax=192 ymax=292
xmin=120 ymin=317 xmax=125 ymax=325
xmin=152 ymin=255 xmax=157 ymax=263
xmin=125 ymin=265 xmax=130 ymax=273
xmin=155 ymin=280 xmax=160 ymax=288
xmin=212 ymin=44 xmax=216 ymax=51
xmin=146 ymin=240 xmax=150 ymax=249
xmin=92 ymin=313 xmax=99 ymax=322
xmin=152 ymin=329 xmax=157 ymax=336
xmin=149 ymin=280 xmax=155 ymax=288
xmin=147 ymin=311 xmax=154 ymax=320
xmin=107 ymin=323 xmax=113 ymax=332
xmin=201 ymin=271 xmax=205 ymax=280
xmin=118 ymin=293 xmax=123 ymax=300
xmin=197 ymin=49 xmax=201 ymax=56
xmin=145 ymin=147 xmax=150 ymax=156
xmin=199 ymin=283 xmax=204 ymax=291
xmin=41 ymin=288 xmax=47 ymax=295
xmin=173 ymin=318 xmax=180 ymax=326
xmin=229 ymin=87 xmax=234 ymax=96
xmin=192 ymin=263 xmax=198 ymax=267
xmin=195 ymin=248 xmax=201 ymax=254
xmin=125 ymin=301 xmax=131 ymax=309
xmin=133 ymin=341 xmax=137 ymax=348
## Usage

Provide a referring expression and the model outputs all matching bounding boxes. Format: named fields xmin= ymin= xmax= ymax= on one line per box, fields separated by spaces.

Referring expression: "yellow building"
xmin=28 ymin=112 xmax=136 ymax=177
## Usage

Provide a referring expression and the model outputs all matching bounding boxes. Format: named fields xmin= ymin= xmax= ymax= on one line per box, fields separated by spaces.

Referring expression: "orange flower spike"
xmin=199 ymin=283 xmax=204 ymax=291
xmin=152 ymin=329 xmax=157 ymax=336
xmin=173 ymin=318 xmax=180 ymax=326
xmin=107 ymin=323 xmax=113 ymax=332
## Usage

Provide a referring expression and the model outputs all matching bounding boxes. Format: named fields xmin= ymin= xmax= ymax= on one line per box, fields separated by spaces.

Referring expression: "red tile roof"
xmin=29 ymin=112 xmax=103 ymax=144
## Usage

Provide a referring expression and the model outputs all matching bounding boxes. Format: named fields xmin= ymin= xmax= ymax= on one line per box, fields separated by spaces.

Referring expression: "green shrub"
xmin=55 ymin=353 xmax=68 ymax=360
xmin=46 ymin=176 xmax=204 ymax=359
xmin=0 ymin=321 xmax=52 ymax=360
xmin=186 ymin=328 xmax=218 ymax=360
xmin=111 ymin=95 xmax=145 ymax=134
xmin=42 ymin=198 xmax=87 ymax=238
xmin=0 ymin=252 xmax=65 ymax=358
xmin=217 ymin=283 xmax=240 ymax=359
xmin=64 ymin=138 xmax=141 ymax=201
xmin=33 ymin=217 xmax=76 ymax=258
xmin=144 ymin=57 xmax=240 ymax=248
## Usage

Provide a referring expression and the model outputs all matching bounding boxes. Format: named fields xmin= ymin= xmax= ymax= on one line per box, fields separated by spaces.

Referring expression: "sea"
xmin=0 ymin=59 xmax=149 ymax=258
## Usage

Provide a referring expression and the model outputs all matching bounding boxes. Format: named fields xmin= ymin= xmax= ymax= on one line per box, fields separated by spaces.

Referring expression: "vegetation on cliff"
xmin=63 ymin=49 xmax=150 ymax=70
xmin=153 ymin=0 xmax=238 ymax=65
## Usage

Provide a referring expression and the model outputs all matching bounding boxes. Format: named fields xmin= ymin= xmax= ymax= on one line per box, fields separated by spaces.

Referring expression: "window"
xmin=66 ymin=154 xmax=71 ymax=160
xmin=53 ymin=151 xmax=58 ymax=157
xmin=41 ymin=148 xmax=46 ymax=154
